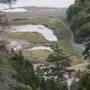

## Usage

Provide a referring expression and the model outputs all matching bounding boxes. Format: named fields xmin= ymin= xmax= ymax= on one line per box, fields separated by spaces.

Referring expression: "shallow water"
xmin=1 ymin=8 xmax=27 ymax=12
xmin=9 ymin=24 xmax=58 ymax=41
xmin=28 ymin=46 xmax=52 ymax=51
xmin=0 ymin=0 xmax=75 ymax=9
xmin=73 ymin=43 xmax=85 ymax=53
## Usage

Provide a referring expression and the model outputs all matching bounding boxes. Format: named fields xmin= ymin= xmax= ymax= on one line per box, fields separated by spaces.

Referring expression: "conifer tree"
xmin=46 ymin=44 xmax=71 ymax=90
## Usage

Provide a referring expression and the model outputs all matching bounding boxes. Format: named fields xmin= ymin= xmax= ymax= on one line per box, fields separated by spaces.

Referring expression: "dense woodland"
xmin=67 ymin=0 xmax=90 ymax=44
xmin=0 ymin=0 xmax=90 ymax=90
xmin=67 ymin=0 xmax=90 ymax=89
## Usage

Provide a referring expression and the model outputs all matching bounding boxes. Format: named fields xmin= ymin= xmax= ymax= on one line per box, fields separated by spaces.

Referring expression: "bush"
xmin=78 ymin=70 xmax=90 ymax=90
xmin=67 ymin=0 xmax=90 ymax=43
xmin=15 ymin=84 xmax=33 ymax=90
xmin=75 ymin=23 xmax=90 ymax=43
xmin=71 ymin=12 xmax=90 ymax=32
xmin=12 ymin=51 xmax=36 ymax=89
xmin=67 ymin=4 xmax=84 ymax=21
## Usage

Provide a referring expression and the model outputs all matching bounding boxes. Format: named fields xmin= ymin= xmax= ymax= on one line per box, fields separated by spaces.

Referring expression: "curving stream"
xmin=73 ymin=43 xmax=85 ymax=53
xmin=8 ymin=24 xmax=58 ymax=50
xmin=9 ymin=24 xmax=58 ymax=41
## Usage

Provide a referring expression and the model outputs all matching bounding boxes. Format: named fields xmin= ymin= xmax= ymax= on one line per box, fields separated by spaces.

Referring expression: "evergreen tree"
xmin=83 ymin=42 xmax=90 ymax=60
xmin=70 ymin=80 xmax=79 ymax=90
xmin=47 ymin=44 xmax=70 ymax=90
xmin=15 ymin=84 xmax=33 ymax=90
xmin=46 ymin=78 xmax=58 ymax=90
xmin=35 ymin=65 xmax=47 ymax=90
xmin=12 ymin=51 xmax=36 ymax=90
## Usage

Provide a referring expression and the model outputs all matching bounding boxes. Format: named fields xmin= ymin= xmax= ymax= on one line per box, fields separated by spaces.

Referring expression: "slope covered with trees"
xmin=0 ymin=41 xmax=71 ymax=90
xmin=67 ymin=0 xmax=90 ymax=43
xmin=67 ymin=0 xmax=90 ymax=90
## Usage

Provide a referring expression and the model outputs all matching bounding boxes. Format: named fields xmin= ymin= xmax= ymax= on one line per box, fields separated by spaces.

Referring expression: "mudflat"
xmin=5 ymin=6 xmax=67 ymax=20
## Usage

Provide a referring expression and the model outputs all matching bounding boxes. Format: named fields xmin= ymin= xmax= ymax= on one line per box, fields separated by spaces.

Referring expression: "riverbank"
xmin=0 ymin=6 xmax=83 ymax=65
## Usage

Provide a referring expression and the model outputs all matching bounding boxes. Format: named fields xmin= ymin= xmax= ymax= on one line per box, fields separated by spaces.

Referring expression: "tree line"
xmin=67 ymin=0 xmax=90 ymax=43
xmin=67 ymin=0 xmax=90 ymax=90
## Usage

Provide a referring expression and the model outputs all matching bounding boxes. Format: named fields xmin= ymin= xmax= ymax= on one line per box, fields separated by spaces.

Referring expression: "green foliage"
xmin=75 ymin=0 xmax=86 ymax=4
xmin=67 ymin=0 xmax=90 ymax=43
xmin=67 ymin=2 xmax=90 ymax=89
xmin=70 ymin=80 xmax=79 ymax=90
xmin=47 ymin=44 xmax=71 ymax=74
xmin=75 ymin=23 xmax=90 ymax=43
xmin=78 ymin=70 xmax=90 ymax=90
xmin=47 ymin=44 xmax=70 ymax=90
xmin=35 ymin=66 xmax=47 ymax=90
xmin=84 ymin=7 xmax=90 ymax=13
xmin=71 ymin=13 xmax=90 ymax=32
xmin=83 ymin=42 xmax=90 ymax=60
xmin=0 ymin=42 xmax=71 ymax=90
xmin=23 ymin=50 xmax=51 ymax=59
xmin=12 ymin=51 xmax=36 ymax=89
xmin=15 ymin=84 xmax=33 ymax=90
xmin=67 ymin=4 xmax=83 ymax=21
xmin=46 ymin=79 xmax=58 ymax=90
xmin=35 ymin=44 xmax=70 ymax=90
xmin=36 ymin=44 xmax=70 ymax=90
xmin=7 ymin=32 xmax=47 ymax=43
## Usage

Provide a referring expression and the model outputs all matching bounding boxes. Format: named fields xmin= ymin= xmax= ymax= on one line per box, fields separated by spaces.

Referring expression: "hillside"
xmin=1 ymin=16 xmax=83 ymax=64
xmin=0 ymin=1 xmax=89 ymax=89
xmin=67 ymin=0 xmax=90 ymax=44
